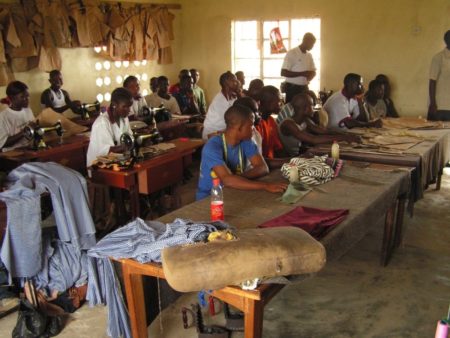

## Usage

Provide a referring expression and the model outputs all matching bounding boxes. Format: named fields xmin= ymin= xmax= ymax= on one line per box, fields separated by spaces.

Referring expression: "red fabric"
xmin=169 ymin=83 xmax=180 ymax=95
xmin=258 ymin=206 xmax=349 ymax=239
xmin=255 ymin=116 xmax=283 ymax=158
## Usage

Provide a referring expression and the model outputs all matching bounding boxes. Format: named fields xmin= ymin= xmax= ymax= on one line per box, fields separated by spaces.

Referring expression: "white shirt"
xmin=0 ymin=107 xmax=34 ymax=150
xmin=323 ymin=91 xmax=360 ymax=131
xmin=202 ymin=92 xmax=236 ymax=139
xmin=145 ymin=93 xmax=181 ymax=115
xmin=86 ymin=112 xmax=132 ymax=166
xmin=49 ymin=89 xmax=66 ymax=108
xmin=130 ymin=96 xmax=148 ymax=117
xmin=430 ymin=48 xmax=450 ymax=110
xmin=281 ymin=47 xmax=316 ymax=86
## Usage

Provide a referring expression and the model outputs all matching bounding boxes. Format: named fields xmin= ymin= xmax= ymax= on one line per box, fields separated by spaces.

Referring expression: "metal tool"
xmin=24 ymin=120 xmax=64 ymax=150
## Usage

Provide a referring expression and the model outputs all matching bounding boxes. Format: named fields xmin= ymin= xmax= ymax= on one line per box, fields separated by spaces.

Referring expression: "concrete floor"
xmin=1 ymin=169 xmax=449 ymax=338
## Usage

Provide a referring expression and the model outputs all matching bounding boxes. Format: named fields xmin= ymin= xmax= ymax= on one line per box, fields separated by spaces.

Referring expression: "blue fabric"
xmin=196 ymin=135 xmax=258 ymax=200
xmin=86 ymin=217 xmax=229 ymax=338
xmin=7 ymin=162 xmax=96 ymax=249
xmin=34 ymin=237 xmax=88 ymax=294
xmin=0 ymin=186 xmax=44 ymax=281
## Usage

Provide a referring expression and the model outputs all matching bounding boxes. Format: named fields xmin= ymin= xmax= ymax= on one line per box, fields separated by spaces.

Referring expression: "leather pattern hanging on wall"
xmin=0 ymin=0 xmax=177 ymax=85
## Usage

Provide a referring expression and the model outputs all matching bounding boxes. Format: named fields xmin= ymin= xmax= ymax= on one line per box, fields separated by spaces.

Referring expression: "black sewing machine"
xmin=141 ymin=105 xmax=171 ymax=124
xmin=79 ymin=101 xmax=100 ymax=120
xmin=23 ymin=120 xmax=64 ymax=150
xmin=120 ymin=129 xmax=163 ymax=161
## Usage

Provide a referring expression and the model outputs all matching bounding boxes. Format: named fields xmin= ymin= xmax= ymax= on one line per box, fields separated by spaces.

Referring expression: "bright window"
xmin=231 ymin=18 xmax=321 ymax=93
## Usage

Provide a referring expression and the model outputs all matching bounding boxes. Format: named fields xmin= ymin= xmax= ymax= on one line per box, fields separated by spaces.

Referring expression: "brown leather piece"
xmin=162 ymin=226 xmax=326 ymax=292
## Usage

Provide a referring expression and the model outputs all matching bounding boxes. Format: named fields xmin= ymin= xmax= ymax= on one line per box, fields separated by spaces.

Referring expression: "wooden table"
xmin=118 ymin=163 xmax=411 ymax=338
xmin=0 ymin=134 xmax=89 ymax=174
xmin=309 ymin=128 xmax=449 ymax=201
xmin=90 ymin=138 xmax=204 ymax=218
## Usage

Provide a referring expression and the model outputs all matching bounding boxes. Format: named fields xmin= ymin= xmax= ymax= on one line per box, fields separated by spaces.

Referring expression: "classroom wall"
xmin=0 ymin=0 xmax=183 ymax=113
xmin=1 ymin=0 xmax=449 ymax=116
xmin=178 ymin=0 xmax=450 ymax=117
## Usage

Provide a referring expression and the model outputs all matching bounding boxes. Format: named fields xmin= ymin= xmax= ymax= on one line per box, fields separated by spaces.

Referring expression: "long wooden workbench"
xmin=117 ymin=162 xmax=411 ymax=338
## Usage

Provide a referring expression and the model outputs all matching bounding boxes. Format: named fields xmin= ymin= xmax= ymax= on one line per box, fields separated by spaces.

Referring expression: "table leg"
xmin=394 ymin=194 xmax=407 ymax=248
xmin=436 ymin=170 xmax=442 ymax=191
xmin=381 ymin=202 xmax=396 ymax=266
xmin=244 ymin=299 xmax=264 ymax=338
xmin=122 ymin=264 xmax=148 ymax=338
xmin=129 ymin=183 xmax=140 ymax=219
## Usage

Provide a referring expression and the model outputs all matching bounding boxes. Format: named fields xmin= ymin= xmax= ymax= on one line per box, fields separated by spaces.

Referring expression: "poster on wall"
xmin=269 ymin=27 xmax=287 ymax=54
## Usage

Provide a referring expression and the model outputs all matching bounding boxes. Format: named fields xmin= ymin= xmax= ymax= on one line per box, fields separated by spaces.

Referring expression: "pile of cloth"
xmin=87 ymin=218 xmax=230 ymax=338
xmin=0 ymin=162 xmax=96 ymax=319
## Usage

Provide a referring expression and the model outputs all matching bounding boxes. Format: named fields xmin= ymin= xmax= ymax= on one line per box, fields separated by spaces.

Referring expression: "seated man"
xmin=123 ymin=75 xmax=148 ymax=118
xmin=375 ymin=74 xmax=399 ymax=118
xmin=173 ymin=74 xmax=201 ymax=115
xmin=364 ymin=79 xmax=387 ymax=120
xmin=0 ymin=81 xmax=35 ymax=151
xmin=279 ymin=93 xmax=360 ymax=157
xmin=150 ymin=77 xmax=159 ymax=94
xmin=40 ymin=70 xmax=81 ymax=114
xmin=256 ymin=85 xmax=289 ymax=168
xmin=196 ymin=104 xmax=287 ymax=200
xmin=86 ymin=88 xmax=133 ymax=167
xmin=145 ymin=76 xmax=181 ymax=115
xmin=324 ymin=73 xmax=382 ymax=131
xmin=169 ymin=69 xmax=190 ymax=95
xmin=245 ymin=79 xmax=264 ymax=101
xmin=202 ymin=71 xmax=241 ymax=139
xmin=190 ymin=68 xmax=207 ymax=115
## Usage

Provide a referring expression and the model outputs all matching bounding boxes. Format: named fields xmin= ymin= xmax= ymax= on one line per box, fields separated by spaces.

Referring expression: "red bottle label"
xmin=210 ymin=201 xmax=224 ymax=221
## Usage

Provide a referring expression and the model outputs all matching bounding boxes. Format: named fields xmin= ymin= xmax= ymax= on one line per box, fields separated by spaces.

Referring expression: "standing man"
xmin=428 ymin=30 xmax=450 ymax=121
xmin=281 ymin=33 xmax=317 ymax=103
xmin=190 ymin=68 xmax=207 ymax=115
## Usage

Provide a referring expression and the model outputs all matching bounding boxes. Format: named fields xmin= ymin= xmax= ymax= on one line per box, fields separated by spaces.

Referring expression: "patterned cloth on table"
xmin=281 ymin=155 xmax=343 ymax=186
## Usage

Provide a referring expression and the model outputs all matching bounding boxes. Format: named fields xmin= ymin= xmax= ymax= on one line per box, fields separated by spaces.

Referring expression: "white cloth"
xmin=0 ymin=107 xmax=34 ymax=150
xmin=281 ymin=47 xmax=316 ymax=85
xmin=278 ymin=118 xmax=307 ymax=157
xmin=202 ymin=92 xmax=236 ymax=139
xmin=145 ymin=93 xmax=180 ymax=115
xmin=246 ymin=127 xmax=263 ymax=170
xmin=130 ymin=96 xmax=148 ymax=117
xmin=430 ymin=48 xmax=450 ymax=110
xmin=86 ymin=112 xmax=131 ymax=166
xmin=323 ymin=91 xmax=360 ymax=131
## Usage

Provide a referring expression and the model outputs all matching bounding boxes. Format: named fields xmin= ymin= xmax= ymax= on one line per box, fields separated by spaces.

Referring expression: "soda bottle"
xmin=210 ymin=174 xmax=224 ymax=221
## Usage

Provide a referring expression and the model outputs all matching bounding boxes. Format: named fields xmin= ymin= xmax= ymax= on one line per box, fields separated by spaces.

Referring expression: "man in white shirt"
xmin=281 ymin=33 xmax=317 ymax=103
xmin=145 ymin=76 xmax=181 ymax=115
xmin=123 ymin=75 xmax=149 ymax=118
xmin=40 ymin=70 xmax=81 ymax=114
xmin=202 ymin=71 xmax=240 ymax=139
xmin=86 ymin=88 xmax=133 ymax=166
xmin=324 ymin=73 xmax=382 ymax=131
xmin=0 ymin=81 xmax=35 ymax=151
xmin=428 ymin=30 xmax=450 ymax=121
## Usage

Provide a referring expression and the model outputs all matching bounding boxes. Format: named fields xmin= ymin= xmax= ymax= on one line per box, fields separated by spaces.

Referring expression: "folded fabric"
xmin=278 ymin=182 xmax=311 ymax=204
xmin=258 ymin=206 xmax=349 ymax=239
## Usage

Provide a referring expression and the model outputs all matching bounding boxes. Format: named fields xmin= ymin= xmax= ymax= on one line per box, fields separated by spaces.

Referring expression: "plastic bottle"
xmin=210 ymin=176 xmax=224 ymax=221
xmin=331 ymin=140 xmax=340 ymax=160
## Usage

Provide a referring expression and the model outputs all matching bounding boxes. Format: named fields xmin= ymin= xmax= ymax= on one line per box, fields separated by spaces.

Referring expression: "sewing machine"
xmin=120 ymin=129 xmax=163 ymax=161
xmin=23 ymin=120 xmax=64 ymax=150
xmin=141 ymin=105 xmax=171 ymax=124
xmin=80 ymin=101 xmax=100 ymax=120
